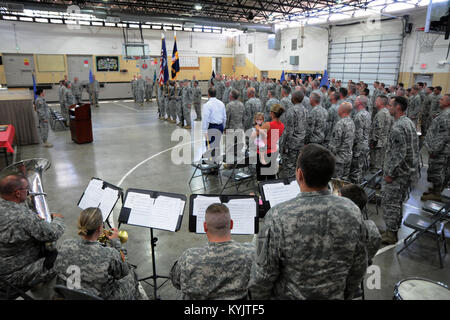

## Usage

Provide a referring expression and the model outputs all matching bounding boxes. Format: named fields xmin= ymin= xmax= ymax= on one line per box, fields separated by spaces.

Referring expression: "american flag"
xmin=158 ymin=35 xmax=169 ymax=86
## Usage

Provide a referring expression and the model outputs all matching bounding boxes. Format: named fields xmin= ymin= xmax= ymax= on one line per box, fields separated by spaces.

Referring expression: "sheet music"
xmin=226 ymin=199 xmax=256 ymax=234
xmin=98 ymin=187 xmax=119 ymax=221
xmin=150 ymin=196 xmax=185 ymax=232
xmin=193 ymin=197 xmax=256 ymax=234
xmin=263 ymin=180 xmax=300 ymax=207
xmin=127 ymin=193 xmax=155 ymax=228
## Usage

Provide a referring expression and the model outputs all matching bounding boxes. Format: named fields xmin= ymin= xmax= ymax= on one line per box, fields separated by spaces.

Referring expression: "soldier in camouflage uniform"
xmin=58 ymin=80 xmax=65 ymax=117
xmin=215 ymin=76 xmax=225 ymax=103
xmin=0 ymin=175 xmax=65 ymax=293
xmin=167 ymin=81 xmax=177 ymax=123
xmin=192 ymin=80 xmax=202 ymax=121
xmin=242 ymin=81 xmax=251 ymax=105
xmin=226 ymin=89 xmax=244 ymax=131
xmin=63 ymin=82 xmax=76 ymax=123
xmin=306 ymin=92 xmax=328 ymax=146
xmin=280 ymin=91 xmax=307 ymax=179
xmin=349 ymin=96 xmax=371 ymax=184
xmin=258 ymin=77 xmax=266 ymax=102
xmin=243 ymin=87 xmax=262 ymax=131
xmin=145 ymin=77 xmax=153 ymax=102
xmin=420 ymin=86 xmax=434 ymax=136
xmin=406 ymin=85 xmax=422 ymax=128
xmin=321 ymin=85 xmax=331 ymax=110
xmin=249 ymin=144 xmax=368 ymax=300
xmin=135 ymin=75 xmax=146 ymax=107
xmin=275 ymin=80 xmax=282 ymax=100
xmin=381 ymin=96 xmax=419 ymax=244
xmin=264 ymin=89 xmax=280 ymax=122
xmin=324 ymin=92 xmax=340 ymax=147
xmin=35 ymin=89 xmax=53 ymax=148
xmin=421 ymin=94 xmax=450 ymax=202
xmin=163 ymin=84 xmax=170 ymax=121
xmin=222 ymin=81 xmax=232 ymax=106
xmin=157 ymin=84 xmax=165 ymax=120
xmin=170 ymin=203 xmax=254 ymax=300
xmin=87 ymin=75 xmax=100 ymax=108
xmin=54 ymin=208 xmax=141 ymax=300
xmin=181 ymin=80 xmax=193 ymax=129
xmin=279 ymin=86 xmax=293 ymax=125
xmin=131 ymin=76 xmax=137 ymax=102
xmin=369 ymin=95 xmax=393 ymax=171
xmin=430 ymin=86 xmax=442 ymax=120
xmin=71 ymin=77 xmax=83 ymax=105
xmin=175 ymin=81 xmax=184 ymax=127
xmin=329 ymin=102 xmax=355 ymax=181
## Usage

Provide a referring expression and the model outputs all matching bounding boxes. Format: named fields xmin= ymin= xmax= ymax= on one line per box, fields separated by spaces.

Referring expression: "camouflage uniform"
xmin=176 ymin=85 xmax=184 ymax=124
xmin=87 ymin=80 xmax=100 ymax=108
xmin=182 ymin=85 xmax=193 ymax=127
xmin=226 ymin=100 xmax=245 ymax=130
xmin=168 ymin=84 xmax=177 ymax=121
xmin=382 ymin=115 xmax=419 ymax=232
xmin=131 ymin=79 xmax=137 ymax=101
xmin=145 ymin=81 xmax=153 ymax=102
xmin=243 ymin=98 xmax=262 ymax=131
xmin=406 ymin=94 xmax=422 ymax=128
xmin=164 ymin=85 xmax=170 ymax=119
xmin=63 ymin=86 xmax=75 ymax=121
xmin=301 ymin=96 xmax=312 ymax=113
xmin=279 ymin=95 xmax=293 ymax=125
xmin=58 ymin=85 xmax=65 ymax=117
xmin=192 ymin=86 xmax=202 ymax=121
xmin=349 ymin=109 xmax=371 ymax=183
xmin=135 ymin=78 xmax=146 ymax=105
xmin=306 ymin=104 xmax=328 ymax=145
xmin=35 ymin=96 xmax=50 ymax=144
xmin=54 ymin=238 xmax=140 ymax=300
xmin=258 ymin=82 xmax=266 ymax=106
xmin=312 ymin=89 xmax=324 ymax=105
xmin=430 ymin=93 xmax=442 ymax=120
xmin=0 ymin=198 xmax=65 ymax=290
xmin=215 ymin=81 xmax=225 ymax=103
xmin=249 ymin=191 xmax=368 ymax=300
xmin=280 ymin=103 xmax=308 ymax=179
xmin=157 ymin=85 xmax=165 ymax=117
xmin=421 ymin=92 xmax=433 ymax=136
xmin=170 ymin=241 xmax=254 ymax=300
xmin=275 ymin=83 xmax=282 ymax=100
xmin=222 ymin=86 xmax=232 ymax=106
xmin=329 ymin=116 xmax=355 ymax=181
xmin=325 ymin=103 xmax=340 ymax=146
xmin=264 ymin=97 xmax=280 ymax=122
xmin=369 ymin=108 xmax=393 ymax=171
xmin=424 ymin=108 xmax=450 ymax=192
xmin=71 ymin=81 xmax=82 ymax=105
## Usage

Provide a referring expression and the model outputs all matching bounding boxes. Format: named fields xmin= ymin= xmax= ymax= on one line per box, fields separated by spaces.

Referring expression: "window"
xmin=291 ymin=39 xmax=297 ymax=51
xmin=248 ymin=43 xmax=253 ymax=54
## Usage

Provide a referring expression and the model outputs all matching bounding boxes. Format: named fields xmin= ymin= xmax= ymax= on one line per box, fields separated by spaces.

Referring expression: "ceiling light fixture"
xmin=194 ymin=4 xmax=202 ymax=10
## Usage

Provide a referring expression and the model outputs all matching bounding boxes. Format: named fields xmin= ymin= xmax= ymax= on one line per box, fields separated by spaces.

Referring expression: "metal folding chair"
xmin=188 ymin=159 xmax=222 ymax=191
xmin=397 ymin=202 xmax=449 ymax=268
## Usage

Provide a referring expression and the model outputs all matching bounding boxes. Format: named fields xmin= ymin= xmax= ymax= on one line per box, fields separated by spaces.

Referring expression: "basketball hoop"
xmin=417 ymin=31 xmax=440 ymax=53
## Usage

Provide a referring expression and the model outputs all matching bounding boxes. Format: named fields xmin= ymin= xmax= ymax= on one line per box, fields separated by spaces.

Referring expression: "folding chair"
xmin=397 ymin=202 xmax=449 ymax=268
xmin=188 ymin=159 xmax=222 ymax=191
xmin=441 ymin=188 xmax=450 ymax=202
xmin=219 ymin=145 xmax=256 ymax=195
xmin=49 ymin=108 xmax=67 ymax=131
xmin=0 ymin=278 xmax=33 ymax=300
xmin=361 ymin=169 xmax=383 ymax=218
xmin=53 ymin=284 xmax=103 ymax=300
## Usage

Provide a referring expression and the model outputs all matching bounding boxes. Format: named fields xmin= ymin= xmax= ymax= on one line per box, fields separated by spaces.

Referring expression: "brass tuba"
xmin=1 ymin=158 xmax=52 ymax=222
xmin=98 ymin=229 xmax=128 ymax=245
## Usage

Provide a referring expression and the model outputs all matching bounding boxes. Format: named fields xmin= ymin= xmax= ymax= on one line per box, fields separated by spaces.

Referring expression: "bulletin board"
xmin=96 ymin=56 xmax=119 ymax=72
xmin=37 ymin=54 xmax=66 ymax=72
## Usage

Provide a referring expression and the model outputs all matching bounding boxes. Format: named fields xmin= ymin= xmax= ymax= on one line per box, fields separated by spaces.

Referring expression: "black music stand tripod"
xmin=137 ymin=228 xmax=170 ymax=300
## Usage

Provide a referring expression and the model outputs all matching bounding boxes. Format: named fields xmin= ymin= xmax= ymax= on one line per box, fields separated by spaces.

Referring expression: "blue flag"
xmin=171 ymin=34 xmax=180 ymax=80
xmin=89 ymin=69 xmax=94 ymax=83
xmin=320 ymin=70 xmax=329 ymax=88
xmin=280 ymin=70 xmax=285 ymax=82
xmin=32 ymin=73 xmax=37 ymax=100
xmin=153 ymin=70 xmax=157 ymax=83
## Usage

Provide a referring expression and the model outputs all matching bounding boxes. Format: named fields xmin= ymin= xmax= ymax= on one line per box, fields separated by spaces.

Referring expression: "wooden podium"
xmin=69 ymin=103 xmax=93 ymax=144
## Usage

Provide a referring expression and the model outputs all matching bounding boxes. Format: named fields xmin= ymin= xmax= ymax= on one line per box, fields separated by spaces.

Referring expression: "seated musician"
xmin=0 ymin=175 xmax=65 ymax=296
xmin=53 ymin=207 xmax=142 ymax=300
xmin=169 ymin=203 xmax=254 ymax=300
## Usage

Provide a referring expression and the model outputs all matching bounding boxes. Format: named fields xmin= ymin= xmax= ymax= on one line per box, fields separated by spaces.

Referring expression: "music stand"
xmin=77 ymin=177 xmax=123 ymax=228
xmin=258 ymin=177 xmax=300 ymax=218
xmin=118 ymin=188 xmax=186 ymax=299
xmin=189 ymin=194 xmax=259 ymax=235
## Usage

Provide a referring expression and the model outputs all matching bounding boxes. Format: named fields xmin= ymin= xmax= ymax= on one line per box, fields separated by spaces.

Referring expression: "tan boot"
xmin=183 ymin=125 xmax=192 ymax=129
xmin=44 ymin=142 xmax=53 ymax=148
xmin=381 ymin=230 xmax=398 ymax=245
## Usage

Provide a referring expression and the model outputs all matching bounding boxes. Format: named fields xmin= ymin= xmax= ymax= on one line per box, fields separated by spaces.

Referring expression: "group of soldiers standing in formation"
xmin=190 ymin=73 xmax=448 ymax=245
xmin=34 ymin=75 xmax=101 ymax=149
xmin=130 ymin=75 xmax=155 ymax=107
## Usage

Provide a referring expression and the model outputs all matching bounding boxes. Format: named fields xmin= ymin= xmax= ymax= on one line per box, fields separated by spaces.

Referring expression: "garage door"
xmin=3 ymin=53 xmax=35 ymax=87
xmin=328 ymin=34 xmax=403 ymax=90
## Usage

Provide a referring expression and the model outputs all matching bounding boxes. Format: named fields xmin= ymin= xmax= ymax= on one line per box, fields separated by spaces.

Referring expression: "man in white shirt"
xmin=202 ymin=87 xmax=227 ymax=164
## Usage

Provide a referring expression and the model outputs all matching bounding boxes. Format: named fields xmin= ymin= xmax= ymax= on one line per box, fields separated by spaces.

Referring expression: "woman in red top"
xmin=253 ymin=104 xmax=285 ymax=181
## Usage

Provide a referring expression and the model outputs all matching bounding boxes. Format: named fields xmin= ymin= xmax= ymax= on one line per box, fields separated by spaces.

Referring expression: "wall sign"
xmin=96 ymin=56 xmax=119 ymax=72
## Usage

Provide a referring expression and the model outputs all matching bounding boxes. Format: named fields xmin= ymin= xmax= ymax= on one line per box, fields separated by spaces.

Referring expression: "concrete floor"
xmin=4 ymin=99 xmax=449 ymax=300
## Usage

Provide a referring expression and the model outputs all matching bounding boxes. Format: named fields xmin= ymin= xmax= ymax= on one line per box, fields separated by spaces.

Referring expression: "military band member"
xmin=87 ymin=75 xmax=100 ymax=108
xmin=35 ymin=89 xmax=53 ymax=148
xmin=0 ymin=175 xmax=65 ymax=295
xmin=71 ymin=77 xmax=83 ymax=105
xmin=192 ymin=80 xmax=202 ymax=121
xmin=170 ymin=203 xmax=254 ymax=300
